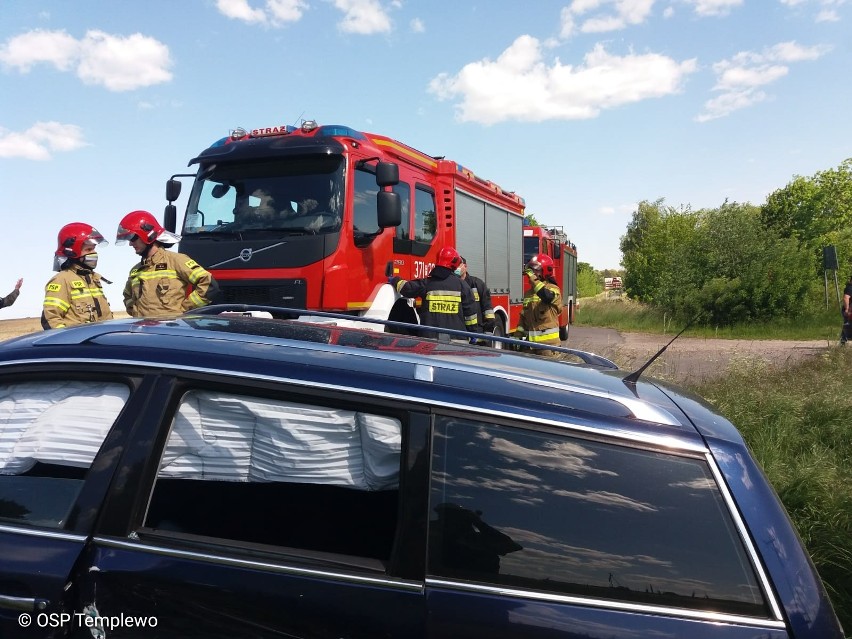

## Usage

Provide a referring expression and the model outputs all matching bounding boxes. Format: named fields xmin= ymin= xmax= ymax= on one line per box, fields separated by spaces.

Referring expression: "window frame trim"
xmin=93 ymin=536 xmax=425 ymax=593
xmin=422 ymin=577 xmax=787 ymax=629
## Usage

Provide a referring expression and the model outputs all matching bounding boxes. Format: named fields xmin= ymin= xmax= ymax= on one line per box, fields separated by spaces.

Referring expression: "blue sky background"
xmin=1 ymin=0 xmax=850 ymax=319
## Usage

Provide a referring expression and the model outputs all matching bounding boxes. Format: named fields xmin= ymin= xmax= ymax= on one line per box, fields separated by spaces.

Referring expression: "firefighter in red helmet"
xmin=515 ymin=253 xmax=563 ymax=356
xmin=116 ymin=210 xmax=219 ymax=318
xmin=391 ymin=246 xmax=482 ymax=341
xmin=42 ymin=222 xmax=114 ymax=329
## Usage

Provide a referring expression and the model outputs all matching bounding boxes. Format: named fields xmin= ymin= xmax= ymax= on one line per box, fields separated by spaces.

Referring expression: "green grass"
xmin=578 ymin=295 xmax=852 ymax=634
xmin=577 ymin=294 xmax=843 ymax=341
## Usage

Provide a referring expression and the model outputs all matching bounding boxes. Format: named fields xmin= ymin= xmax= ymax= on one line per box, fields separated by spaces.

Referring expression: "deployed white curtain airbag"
xmin=0 ymin=381 xmax=130 ymax=474
xmin=159 ymin=390 xmax=401 ymax=490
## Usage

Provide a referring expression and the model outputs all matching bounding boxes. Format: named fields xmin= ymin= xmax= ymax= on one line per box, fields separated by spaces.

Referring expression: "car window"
xmin=0 ymin=380 xmax=130 ymax=529
xmin=144 ymin=390 xmax=402 ymax=561
xmin=428 ymin=416 xmax=770 ymax=618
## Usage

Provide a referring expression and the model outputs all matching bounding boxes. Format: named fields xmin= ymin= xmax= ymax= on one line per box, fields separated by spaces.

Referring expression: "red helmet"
xmin=436 ymin=246 xmax=462 ymax=270
xmin=116 ymin=210 xmax=180 ymax=245
xmin=56 ymin=222 xmax=107 ymax=258
xmin=527 ymin=253 xmax=555 ymax=278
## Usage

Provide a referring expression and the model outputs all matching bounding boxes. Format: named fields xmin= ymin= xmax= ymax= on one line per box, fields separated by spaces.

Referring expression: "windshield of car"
xmin=182 ymin=156 xmax=344 ymax=236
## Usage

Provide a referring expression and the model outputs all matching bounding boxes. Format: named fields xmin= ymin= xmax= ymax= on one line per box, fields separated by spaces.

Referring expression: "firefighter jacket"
xmin=516 ymin=272 xmax=563 ymax=349
xmin=42 ymin=264 xmax=114 ymax=330
xmin=0 ymin=287 xmax=19 ymax=309
xmin=124 ymin=247 xmax=219 ymax=318
xmin=392 ymin=266 xmax=482 ymax=337
xmin=464 ymin=273 xmax=495 ymax=331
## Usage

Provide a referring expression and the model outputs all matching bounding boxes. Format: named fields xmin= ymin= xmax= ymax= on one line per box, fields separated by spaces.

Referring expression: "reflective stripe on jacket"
xmin=124 ymin=248 xmax=218 ymax=318
xmin=394 ymin=266 xmax=481 ymax=335
xmin=42 ymin=265 xmax=113 ymax=329
xmin=517 ymin=278 xmax=563 ymax=347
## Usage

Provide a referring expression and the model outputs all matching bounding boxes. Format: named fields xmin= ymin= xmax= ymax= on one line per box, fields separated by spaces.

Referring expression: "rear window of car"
xmin=428 ymin=416 xmax=770 ymax=618
xmin=0 ymin=380 xmax=130 ymax=529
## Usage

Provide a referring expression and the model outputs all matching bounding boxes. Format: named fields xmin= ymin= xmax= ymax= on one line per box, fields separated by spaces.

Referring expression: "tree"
xmin=577 ymin=262 xmax=601 ymax=297
xmin=762 ymin=158 xmax=852 ymax=248
xmin=619 ymin=199 xmax=697 ymax=306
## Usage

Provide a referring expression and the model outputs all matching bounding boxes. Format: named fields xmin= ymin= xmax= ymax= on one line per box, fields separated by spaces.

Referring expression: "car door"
xmin=0 ymin=370 xmax=154 ymax=639
xmin=80 ymin=375 xmax=430 ymax=638
xmin=425 ymin=413 xmax=792 ymax=639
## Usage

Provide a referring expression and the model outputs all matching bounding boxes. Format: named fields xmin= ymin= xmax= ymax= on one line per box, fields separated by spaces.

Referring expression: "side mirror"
xmin=164 ymin=204 xmax=177 ymax=233
xmin=377 ymin=191 xmax=401 ymax=228
xmin=166 ymin=179 xmax=182 ymax=203
xmin=375 ymin=162 xmax=399 ymax=187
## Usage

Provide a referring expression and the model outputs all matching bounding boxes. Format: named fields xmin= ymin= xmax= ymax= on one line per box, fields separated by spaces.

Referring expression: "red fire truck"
xmin=523 ymin=224 xmax=578 ymax=339
xmin=163 ymin=120 xmax=560 ymax=340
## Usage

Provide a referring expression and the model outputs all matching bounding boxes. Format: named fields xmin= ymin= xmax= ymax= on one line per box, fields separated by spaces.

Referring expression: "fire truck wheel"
xmin=491 ymin=318 xmax=506 ymax=350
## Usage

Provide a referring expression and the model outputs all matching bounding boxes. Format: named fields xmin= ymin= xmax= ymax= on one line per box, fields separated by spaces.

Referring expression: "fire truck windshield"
xmin=183 ymin=157 xmax=344 ymax=236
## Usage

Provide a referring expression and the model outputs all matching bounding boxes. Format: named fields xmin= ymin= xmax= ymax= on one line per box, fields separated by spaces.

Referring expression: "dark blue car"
xmin=0 ymin=310 xmax=843 ymax=638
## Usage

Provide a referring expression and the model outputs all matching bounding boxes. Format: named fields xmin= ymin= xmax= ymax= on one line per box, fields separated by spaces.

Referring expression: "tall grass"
xmin=690 ymin=350 xmax=852 ymax=635
xmin=577 ymin=295 xmax=843 ymax=341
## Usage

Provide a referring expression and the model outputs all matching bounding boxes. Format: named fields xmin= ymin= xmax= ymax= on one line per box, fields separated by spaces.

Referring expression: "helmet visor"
xmin=115 ymin=224 xmax=138 ymax=245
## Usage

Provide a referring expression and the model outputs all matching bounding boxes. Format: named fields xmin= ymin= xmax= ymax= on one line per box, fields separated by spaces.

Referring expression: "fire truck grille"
xmin=221 ymin=281 xmax=307 ymax=309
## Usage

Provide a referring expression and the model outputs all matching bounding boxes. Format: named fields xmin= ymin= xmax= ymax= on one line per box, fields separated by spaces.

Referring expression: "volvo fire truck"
xmin=163 ymin=120 xmax=557 ymax=339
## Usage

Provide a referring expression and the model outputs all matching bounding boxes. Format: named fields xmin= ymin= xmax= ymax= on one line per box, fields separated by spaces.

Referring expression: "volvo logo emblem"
xmin=239 ymin=248 xmax=253 ymax=262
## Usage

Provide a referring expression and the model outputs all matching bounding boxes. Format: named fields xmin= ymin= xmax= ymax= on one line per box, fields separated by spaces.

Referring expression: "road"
xmin=566 ymin=325 xmax=832 ymax=385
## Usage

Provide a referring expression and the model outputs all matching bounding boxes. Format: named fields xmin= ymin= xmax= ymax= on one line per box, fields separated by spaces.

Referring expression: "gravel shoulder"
xmin=568 ymin=326 xmax=832 ymax=385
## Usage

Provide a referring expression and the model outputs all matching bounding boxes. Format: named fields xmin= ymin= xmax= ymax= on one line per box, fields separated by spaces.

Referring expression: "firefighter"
xmin=458 ymin=256 xmax=495 ymax=333
xmin=391 ymin=246 xmax=482 ymax=341
xmin=42 ymin=223 xmax=114 ymax=330
xmin=515 ymin=253 xmax=563 ymax=356
xmin=841 ymin=274 xmax=852 ymax=345
xmin=116 ymin=210 xmax=220 ymax=318
xmin=0 ymin=278 xmax=23 ymax=311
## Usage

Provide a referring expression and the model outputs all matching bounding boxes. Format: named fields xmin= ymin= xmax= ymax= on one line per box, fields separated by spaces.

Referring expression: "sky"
xmin=1 ymin=0 xmax=851 ymax=320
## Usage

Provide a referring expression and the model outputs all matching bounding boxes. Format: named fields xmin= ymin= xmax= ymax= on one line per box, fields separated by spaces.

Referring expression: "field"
xmin=0 ymin=317 xmax=45 ymax=341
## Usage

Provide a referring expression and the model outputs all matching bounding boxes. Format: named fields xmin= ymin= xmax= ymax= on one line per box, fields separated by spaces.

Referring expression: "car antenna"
xmin=622 ymin=314 xmax=701 ymax=388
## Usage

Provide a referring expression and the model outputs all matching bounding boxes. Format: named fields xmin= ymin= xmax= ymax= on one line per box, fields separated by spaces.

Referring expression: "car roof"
xmin=0 ymin=312 xmax=744 ymax=452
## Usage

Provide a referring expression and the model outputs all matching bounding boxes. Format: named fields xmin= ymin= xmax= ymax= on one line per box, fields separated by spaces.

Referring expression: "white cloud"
xmin=560 ymin=0 xmax=656 ymax=37
xmin=334 ymin=0 xmax=392 ymax=34
xmin=0 ymin=29 xmax=80 ymax=72
xmin=0 ymin=122 xmax=87 ymax=161
xmin=77 ymin=31 xmax=172 ymax=91
xmin=0 ymin=29 xmax=172 ymax=91
xmin=815 ymin=9 xmax=840 ymax=21
xmin=216 ymin=0 xmax=307 ymax=25
xmin=696 ymin=41 xmax=829 ymax=121
xmin=683 ymin=0 xmax=743 ymax=17
xmin=779 ymin=0 xmax=847 ymax=23
xmin=410 ymin=18 xmax=425 ymax=33
xmin=267 ymin=0 xmax=309 ymax=24
xmin=217 ymin=0 xmax=267 ymax=22
xmin=428 ymin=36 xmax=697 ymax=125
